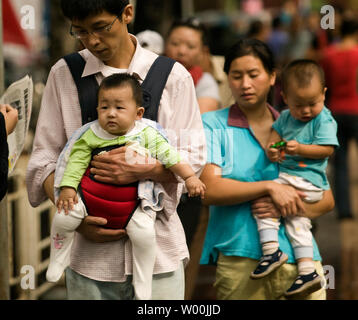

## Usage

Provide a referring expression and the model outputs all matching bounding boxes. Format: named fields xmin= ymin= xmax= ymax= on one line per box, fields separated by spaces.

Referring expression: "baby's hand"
xmin=285 ymin=140 xmax=300 ymax=155
xmin=56 ymin=187 xmax=78 ymax=215
xmin=185 ymin=176 xmax=206 ymax=199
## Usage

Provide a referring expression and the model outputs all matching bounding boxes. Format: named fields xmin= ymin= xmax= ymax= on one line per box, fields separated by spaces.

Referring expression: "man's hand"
xmin=90 ymin=146 xmax=157 ymax=185
xmin=76 ymin=216 xmax=128 ymax=243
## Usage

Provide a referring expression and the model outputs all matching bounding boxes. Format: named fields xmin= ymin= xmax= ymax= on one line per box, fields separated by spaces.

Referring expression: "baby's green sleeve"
xmin=60 ymin=133 xmax=93 ymax=190
xmin=142 ymin=127 xmax=182 ymax=168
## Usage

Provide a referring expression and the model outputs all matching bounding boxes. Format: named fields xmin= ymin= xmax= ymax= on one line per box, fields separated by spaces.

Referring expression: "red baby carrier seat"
xmin=79 ymin=145 xmax=139 ymax=229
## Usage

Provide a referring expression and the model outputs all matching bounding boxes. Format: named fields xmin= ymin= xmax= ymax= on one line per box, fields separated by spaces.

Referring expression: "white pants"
xmin=254 ymin=173 xmax=324 ymax=259
xmin=46 ymin=196 xmax=156 ymax=300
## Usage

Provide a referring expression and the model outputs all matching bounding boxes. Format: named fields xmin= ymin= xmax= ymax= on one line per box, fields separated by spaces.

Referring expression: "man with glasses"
xmin=26 ymin=0 xmax=206 ymax=300
xmin=70 ymin=15 xmax=120 ymax=40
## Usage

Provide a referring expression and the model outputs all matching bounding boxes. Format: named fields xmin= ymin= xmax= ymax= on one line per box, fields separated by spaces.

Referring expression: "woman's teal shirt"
xmin=200 ymin=106 xmax=322 ymax=265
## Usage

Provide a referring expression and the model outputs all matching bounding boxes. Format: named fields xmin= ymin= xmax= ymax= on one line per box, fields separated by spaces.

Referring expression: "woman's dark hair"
xmin=98 ymin=73 xmax=143 ymax=107
xmin=61 ymin=0 xmax=129 ymax=21
xmin=224 ymin=38 xmax=275 ymax=75
xmin=166 ymin=17 xmax=210 ymax=47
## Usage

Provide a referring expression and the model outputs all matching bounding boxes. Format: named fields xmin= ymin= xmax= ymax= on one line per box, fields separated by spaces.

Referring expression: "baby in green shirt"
xmin=47 ymin=73 xmax=205 ymax=300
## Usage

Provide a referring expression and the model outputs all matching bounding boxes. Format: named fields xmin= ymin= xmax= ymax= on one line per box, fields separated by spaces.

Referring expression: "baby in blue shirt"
xmin=251 ymin=60 xmax=339 ymax=297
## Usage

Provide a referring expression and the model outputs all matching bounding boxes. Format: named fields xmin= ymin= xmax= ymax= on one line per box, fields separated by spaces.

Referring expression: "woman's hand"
xmin=253 ymin=189 xmax=335 ymax=220
xmin=267 ymin=181 xmax=306 ymax=217
xmin=251 ymin=196 xmax=281 ymax=219
xmin=76 ymin=216 xmax=127 ymax=243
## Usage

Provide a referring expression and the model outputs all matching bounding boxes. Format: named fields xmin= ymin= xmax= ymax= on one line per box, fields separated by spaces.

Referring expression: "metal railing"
xmin=3 ymin=157 xmax=59 ymax=300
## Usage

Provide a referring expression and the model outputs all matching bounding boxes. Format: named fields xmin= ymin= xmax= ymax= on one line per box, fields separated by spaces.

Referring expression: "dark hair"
xmin=224 ymin=38 xmax=275 ymax=75
xmin=247 ymin=20 xmax=264 ymax=38
xmin=281 ymin=59 xmax=325 ymax=94
xmin=98 ymin=73 xmax=143 ymax=106
xmin=61 ymin=0 xmax=129 ymax=21
xmin=340 ymin=18 xmax=358 ymax=37
xmin=166 ymin=17 xmax=210 ymax=47
xmin=272 ymin=16 xmax=282 ymax=29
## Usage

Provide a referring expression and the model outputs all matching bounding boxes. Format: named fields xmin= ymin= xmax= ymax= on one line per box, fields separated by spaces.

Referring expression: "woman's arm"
xmin=200 ymin=163 xmax=270 ymax=205
xmin=303 ymin=189 xmax=335 ymax=219
xmin=201 ymin=163 xmax=305 ymax=216
xmin=252 ymin=189 xmax=335 ymax=220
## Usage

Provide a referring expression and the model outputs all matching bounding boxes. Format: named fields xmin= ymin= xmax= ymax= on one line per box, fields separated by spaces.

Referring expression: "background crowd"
xmin=2 ymin=0 xmax=358 ymax=300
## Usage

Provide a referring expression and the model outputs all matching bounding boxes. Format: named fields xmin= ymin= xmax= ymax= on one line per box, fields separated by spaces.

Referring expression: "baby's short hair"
xmin=99 ymin=73 xmax=143 ymax=106
xmin=281 ymin=59 xmax=325 ymax=94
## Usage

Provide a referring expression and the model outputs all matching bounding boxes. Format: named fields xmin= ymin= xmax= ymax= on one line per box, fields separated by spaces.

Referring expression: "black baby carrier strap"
xmin=63 ymin=52 xmax=175 ymax=124
xmin=140 ymin=56 xmax=175 ymax=121
xmin=63 ymin=53 xmax=98 ymax=124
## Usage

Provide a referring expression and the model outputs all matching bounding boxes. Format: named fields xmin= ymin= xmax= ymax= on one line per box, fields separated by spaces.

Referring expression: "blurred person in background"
xmin=304 ymin=10 xmax=330 ymax=62
xmin=279 ymin=0 xmax=297 ymax=28
xmin=267 ymin=16 xmax=289 ymax=68
xmin=165 ymin=17 xmax=221 ymax=113
xmin=136 ymin=29 xmax=164 ymax=55
xmin=247 ymin=19 xmax=271 ymax=44
xmin=200 ymin=44 xmax=234 ymax=109
xmin=0 ymin=104 xmax=18 ymax=201
xmin=284 ymin=14 xmax=312 ymax=62
xmin=267 ymin=15 xmax=289 ymax=111
xmin=320 ymin=18 xmax=358 ymax=220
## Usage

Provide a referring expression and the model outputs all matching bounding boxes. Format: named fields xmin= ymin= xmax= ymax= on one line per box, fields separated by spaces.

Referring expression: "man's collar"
xmin=82 ymin=50 xmax=105 ymax=77
xmin=227 ymin=103 xmax=280 ymax=128
xmin=81 ymin=34 xmax=156 ymax=81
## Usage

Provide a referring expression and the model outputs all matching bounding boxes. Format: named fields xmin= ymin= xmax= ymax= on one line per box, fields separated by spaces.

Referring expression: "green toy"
xmin=270 ymin=141 xmax=286 ymax=149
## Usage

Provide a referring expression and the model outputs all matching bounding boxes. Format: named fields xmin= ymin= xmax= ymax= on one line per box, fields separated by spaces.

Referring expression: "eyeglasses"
xmin=70 ymin=15 xmax=120 ymax=40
